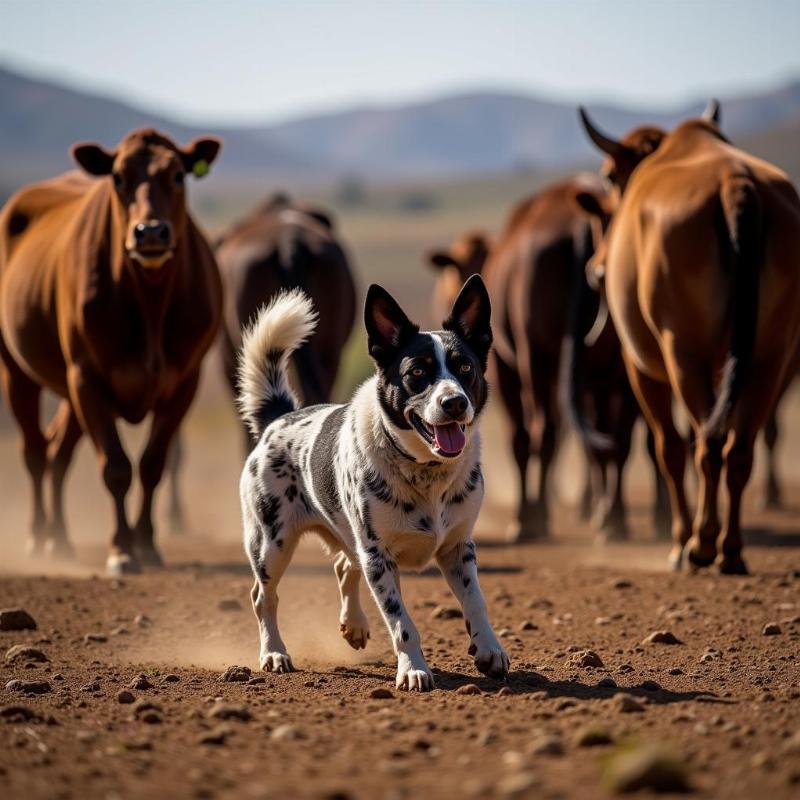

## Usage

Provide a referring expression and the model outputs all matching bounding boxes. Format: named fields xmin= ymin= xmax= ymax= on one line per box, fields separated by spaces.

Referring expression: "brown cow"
xmin=578 ymin=113 xmax=800 ymax=573
xmin=0 ymin=128 xmax=222 ymax=573
xmin=215 ymin=193 xmax=357 ymax=449
xmin=483 ymin=173 xmax=667 ymax=541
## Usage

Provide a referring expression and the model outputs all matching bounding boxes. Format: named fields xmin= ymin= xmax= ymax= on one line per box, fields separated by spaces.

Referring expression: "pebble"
xmin=247 ymin=676 xmax=266 ymax=686
xmin=220 ymin=665 xmax=252 ymax=683
xmin=129 ymin=674 xmax=154 ymax=690
xmin=197 ymin=724 xmax=233 ymax=745
xmin=83 ymin=633 xmax=108 ymax=643
xmin=133 ymin=614 xmax=152 ymax=627
xmin=597 ymin=676 xmax=618 ymax=688
xmin=496 ymin=771 xmax=538 ymax=797
xmin=496 ymin=687 xmax=514 ymax=697
xmin=5 ymin=679 xmax=52 ymax=695
xmin=637 ymin=680 xmax=662 ymax=692
xmin=162 ymin=674 xmax=180 ymax=683
xmin=430 ymin=605 xmax=463 ymax=620
xmin=762 ymin=622 xmax=782 ymax=636
xmin=218 ymin=598 xmax=242 ymax=612
xmin=80 ymin=680 xmax=101 ymax=692
xmin=5 ymin=645 xmax=48 ymax=664
xmin=455 ymin=683 xmax=482 ymax=696
xmin=368 ymin=687 xmax=394 ymax=699
xmin=613 ymin=694 xmax=645 ymax=713
xmin=0 ymin=608 xmax=37 ymax=631
xmin=603 ymin=743 xmax=690 ymax=793
xmin=567 ymin=649 xmax=604 ymax=669
xmin=140 ymin=711 xmax=162 ymax=724
xmin=270 ymin=724 xmax=305 ymax=740
xmin=642 ymin=630 xmax=682 ymax=645
xmin=611 ymin=579 xmax=633 ymax=590
xmin=117 ymin=690 xmax=135 ymax=704
xmin=528 ymin=734 xmax=563 ymax=756
xmin=207 ymin=702 xmax=252 ymax=722
xmin=518 ymin=621 xmax=537 ymax=631
xmin=574 ymin=725 xmax=613 ymax=747
xmin=0 ymin=704 xmax=42 ymax=722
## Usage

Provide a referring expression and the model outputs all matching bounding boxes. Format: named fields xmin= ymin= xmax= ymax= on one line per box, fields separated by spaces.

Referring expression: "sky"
xmin=2 ymin=0 xmax=800 ymax=126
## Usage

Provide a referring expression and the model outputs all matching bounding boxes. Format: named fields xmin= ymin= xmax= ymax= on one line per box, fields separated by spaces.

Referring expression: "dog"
xmin=237 ymin=275 xmax=509 ymax=691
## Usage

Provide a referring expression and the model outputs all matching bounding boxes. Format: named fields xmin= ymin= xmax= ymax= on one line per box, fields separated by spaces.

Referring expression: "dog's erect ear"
xmin=444 ymin=274 xmax=492 ymax=367
xmin=365 ymin=284 xmax=419 ymax=367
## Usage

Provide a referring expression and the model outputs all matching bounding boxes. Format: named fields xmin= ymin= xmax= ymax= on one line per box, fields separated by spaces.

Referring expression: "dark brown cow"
xmin=579 ymin=113 xmax=800 ymax=573
xmin=216 ymin=193 xmax=357 ymax=447
xmin=0 ymin=128 xmax=223 ymax=573
xmin=483 ymin=174 xmax=666 ymax=541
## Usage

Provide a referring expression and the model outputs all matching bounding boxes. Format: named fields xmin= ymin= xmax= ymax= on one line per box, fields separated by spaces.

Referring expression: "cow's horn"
xmin=578 ymin=107 xmax=624 ymax=159
xmin=702 ymin=98 xmax=721 ymax=125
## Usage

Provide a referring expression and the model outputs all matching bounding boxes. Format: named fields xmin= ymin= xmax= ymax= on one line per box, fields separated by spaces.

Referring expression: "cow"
xmin=577 ymin=110 xmax=800 ymax=573
xmin=215 ymin=192 xmax=357 ymax=450
xmin=426 ymin=231 xmax=492 ymax=322
xmin=0 ymin=128 xmax=223 ymax=574
xmin=482 ymin=173 xmax=667 ymax=542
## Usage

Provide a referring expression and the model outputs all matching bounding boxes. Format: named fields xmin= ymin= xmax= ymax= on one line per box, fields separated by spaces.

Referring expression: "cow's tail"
xmin=703 ymin=174 xmax=763 ymax=438
xmin=561 ymin=227 xmax=615 ymax=453
xmin=277 ymin=225 xmax=327 ymax=404
xmin=237 ymin=289 xmax=318 ymax=440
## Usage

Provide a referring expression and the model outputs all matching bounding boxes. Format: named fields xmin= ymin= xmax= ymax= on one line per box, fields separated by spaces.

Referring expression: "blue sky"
xmin=2 ymin=0 xmax=799 ymax=125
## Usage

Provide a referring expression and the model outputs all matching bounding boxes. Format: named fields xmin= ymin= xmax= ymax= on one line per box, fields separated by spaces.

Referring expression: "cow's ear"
xmin=72 ymin=143 xmax=115 ymax=176
xmin=364 ymin=284 xmax=419 ymax=367
xmin=181 ymin=137 xmax=222 ymax=179
xmin=444 ymin=274 xmax=492 ymax=367
xmin=427 ymin=251 xmax=457 ymax=270
xmin=573 ymin=190 xmax=606 ymax=220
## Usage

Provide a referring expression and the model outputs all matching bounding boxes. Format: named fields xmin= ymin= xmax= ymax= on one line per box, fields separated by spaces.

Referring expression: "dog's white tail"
xmin=237 ymin=289 xmax=318 ymax=439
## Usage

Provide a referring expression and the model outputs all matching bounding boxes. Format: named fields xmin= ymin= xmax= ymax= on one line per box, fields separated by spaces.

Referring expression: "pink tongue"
xmin=433 ymin=422 xmax=466 ymax=454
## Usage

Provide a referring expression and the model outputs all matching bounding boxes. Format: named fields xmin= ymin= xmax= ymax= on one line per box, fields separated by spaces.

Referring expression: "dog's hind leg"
xmin=245 ymin=509 xmax=300 ymax=673
xmin=334 ymin=551 xmax=370 ymax=650
xmin=436 ymin=540 xmax=509 ymax=680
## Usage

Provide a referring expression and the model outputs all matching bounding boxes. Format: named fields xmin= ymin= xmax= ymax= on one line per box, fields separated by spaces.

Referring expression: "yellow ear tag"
xmin=192 ymin=159 xmax=210 ymax=178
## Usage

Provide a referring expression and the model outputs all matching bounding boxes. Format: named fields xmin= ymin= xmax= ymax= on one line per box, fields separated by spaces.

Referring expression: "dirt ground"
xmin=1 ymin=384 xmax=800 ymax=799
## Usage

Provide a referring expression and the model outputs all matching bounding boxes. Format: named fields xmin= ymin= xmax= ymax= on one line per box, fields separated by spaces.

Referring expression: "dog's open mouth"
xmin=411 ymin=413 xmax=466 ymax=456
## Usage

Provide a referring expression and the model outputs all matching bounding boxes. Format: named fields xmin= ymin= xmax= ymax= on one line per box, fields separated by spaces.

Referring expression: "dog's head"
xmin=365 ymin=275 xmax=492 ymax=463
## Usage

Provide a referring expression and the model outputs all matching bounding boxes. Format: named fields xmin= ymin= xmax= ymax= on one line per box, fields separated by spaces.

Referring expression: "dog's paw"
xmin=340 ymin=616 xmax=370 ymax=650
xmin=395 ymin=654 xmax=434 ymax=692
xmin=260 ymin=652 xmax=295 ymax=673
xmin=469 ymin=639 xmax=510 ymax=680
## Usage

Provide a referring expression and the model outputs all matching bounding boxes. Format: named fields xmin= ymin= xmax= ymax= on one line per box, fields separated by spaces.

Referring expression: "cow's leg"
xmin=67 ymin=365 xmax=136 ymax=574
xmin=577 ymin=457 xmax=594 ymax=521
xmin=625 ymin=363 xmax=691 ymax=569
xmin=527 ymin=352 xmax=558 ymax=539
xmin=334 ymin=551 xmax=370 ymax=650
xmin=646 ymin=426 xmax=672 ymax=539
xmin=685 ymin=434 xmax=724 ymax=568
xmin=165 ymin=435 xmax=187 ymax=534
xmin=0 ymin=360 xmax=47 ymax=556
xmin=45 ymin=400 xmax=82 ymax=559
xmin=133 ymin=372 xmax=200 ymax=566
xmin=719 ymin=429 xmax=756 ymax=576
xmin=761 ymin=411 xmax=782 ymax=510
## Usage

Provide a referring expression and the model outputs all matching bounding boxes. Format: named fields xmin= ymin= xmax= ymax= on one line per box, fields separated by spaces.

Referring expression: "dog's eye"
xmin=411 ymin=367 xmax=424 ymax=377
xmin=459 ymin=363 xmax=472 ymax=374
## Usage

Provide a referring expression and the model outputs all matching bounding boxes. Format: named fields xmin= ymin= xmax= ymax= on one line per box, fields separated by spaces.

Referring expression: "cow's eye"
xmin=460 ymin=363 xmax=472 ymax=374
xmin=174 ymin=171 xmax=185 ymax=186
xmin=411 ymin=367 xmax=424 ymax=377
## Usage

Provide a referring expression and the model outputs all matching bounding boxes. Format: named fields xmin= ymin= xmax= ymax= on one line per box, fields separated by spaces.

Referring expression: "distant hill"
xmin=1 ymin=63 xmax=799 ymax=196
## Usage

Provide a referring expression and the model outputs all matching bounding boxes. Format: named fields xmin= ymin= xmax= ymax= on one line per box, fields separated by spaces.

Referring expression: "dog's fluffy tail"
xmin=237 ymin=289 xmax=318 ymax=440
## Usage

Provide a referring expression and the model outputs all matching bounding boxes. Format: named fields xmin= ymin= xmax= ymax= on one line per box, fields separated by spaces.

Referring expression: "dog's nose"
xmin=440 ymin=394 xmax=468 ymax=419
xmin=134 ymin=221 xmax=172 ymax=247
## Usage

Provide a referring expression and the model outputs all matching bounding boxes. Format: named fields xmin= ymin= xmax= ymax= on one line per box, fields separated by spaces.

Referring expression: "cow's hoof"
xmin=717 ymin=556 xmax=749 ymax=576
xmin=686 ymin=538 xmax=716 ymax=570
xmin=668 ymin=547 xmax=683 ymax=572
xmin=106 ymin=552 xmax=141 ymax=576
xmin=45 ymin=538 xmax=76 ymax=561
xmin=137 ymin=545 xmax=164 ymax=569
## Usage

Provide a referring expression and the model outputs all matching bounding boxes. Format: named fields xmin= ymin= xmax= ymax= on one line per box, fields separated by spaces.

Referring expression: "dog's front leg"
xmin=359 ymin=545 xmax=434 ymax=691
xmin=436 ymin=540 xmax=509 ymax=680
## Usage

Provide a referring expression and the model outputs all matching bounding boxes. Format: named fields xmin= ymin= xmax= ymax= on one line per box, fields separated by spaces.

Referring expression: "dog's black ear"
xmin=444 ymin=274 xmax=492 ymax=368
xmin=365 ymin=284 xmax=419 ymax=367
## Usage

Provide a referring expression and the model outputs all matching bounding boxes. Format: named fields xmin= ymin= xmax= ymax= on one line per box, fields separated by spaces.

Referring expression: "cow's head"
xmin=71 ymin=128 xmax=221 ymax=277
xmin=426 ymin=232 xmax=492 ymax=320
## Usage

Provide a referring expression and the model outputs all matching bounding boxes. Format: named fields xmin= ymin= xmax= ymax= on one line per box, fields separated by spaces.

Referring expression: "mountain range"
xmin=1 ymin=64 xmax=799 ymax=192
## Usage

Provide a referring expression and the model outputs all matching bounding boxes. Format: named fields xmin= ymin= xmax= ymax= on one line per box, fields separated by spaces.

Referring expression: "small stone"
xmin=637 ymin=680 xmax=662 ymax=692
xmin=613 ymin=694 xmax=644 ymax=713
xmin=0 ymin=705 xmax=42 ymax=722
xmin=611 ymin=579 xmax=633 ymax=590
xmin=129 ymin=674 xmax=154 ymax=690
xmin=83 ymin=633 xmax=108 ymax=643
xmin=518 ymin=621 xmax=538 ymax=631
xmin=218 ymin=598 xmax=242 ymax=612
xmin=133 ymin=614 xmax=152 ymax=627
xmin=528 ymin=734 xmax=563 ymax=756
xmin=603 ymin=743 xmax=690 ymax=793
xmin=133 ymin=700 xmax=162 ymax=716
xmin=456 ymin=683 xmax=482 ymax=696
xmin=5 ymin=679 xmax=51 ymax=695
xmin=140 ymin=711 xmax=162 ymax=724
xmin=117 ymin=690 xmax=135 ymax=704
xmin=270 ymin=723 xmax=305 ymax=740
xmin=110 ymin=626 xmax=129 ymax=636
xmin=197 ymin=724 xmax=233 ymax=745
xmin=597 ymin=676 xmax=617 ymax=688
xmin=5 ymin=646 xmax=48 ymax=664
xmin=575 ymin=725 xmax=613 ymax=747
xmin=80 ymin=680 xmax=101 ymax=692
xmin=207 ymin=702 xmax=252 ymax=722
xmin=219 ymin=665 xmax=252 ymax=683
xmin=0 ymin=609 xmax=37 ymax=631
xmin=122 ymin=738 xmax=152 ymax=751
xmin=430 ymin=605 xmax=463 ymax=620
xmin=161 ymin=674 xmax=180 ymax=683
xmin=762 ymin=622 xmax=782 ymax=636
xmin=247 ymin=676 xmax=266 ymax=686
xmin=668 ymin=668 xmax=684 ymax=675
xmin=567 ymin=649 xmax=604 ymax=669
xmin=368 ymin=687 xmax=394 ymax=699
xmin=497 ymin=771 xmax=538 ymax=797
xmin=496 ymin=687 xmax=514 ymax=697
xmin=642 ymin=630 xmax=682 ymax=645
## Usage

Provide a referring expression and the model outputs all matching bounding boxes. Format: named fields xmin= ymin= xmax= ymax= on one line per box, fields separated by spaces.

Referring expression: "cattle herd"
xmin=0 ymin=100 xmax=798 ymax=584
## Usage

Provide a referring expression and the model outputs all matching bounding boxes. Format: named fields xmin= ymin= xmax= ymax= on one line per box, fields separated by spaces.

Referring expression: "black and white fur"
xmin=238 ymin=276 xmax=508 ymax=691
